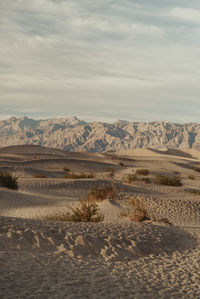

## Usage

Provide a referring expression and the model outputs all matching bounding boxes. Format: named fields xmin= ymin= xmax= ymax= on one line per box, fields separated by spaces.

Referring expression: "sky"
xmin=1 ymin=0 xmax=200 ymax=123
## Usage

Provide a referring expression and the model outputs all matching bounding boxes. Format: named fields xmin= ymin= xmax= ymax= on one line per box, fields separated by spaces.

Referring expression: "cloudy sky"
xmin=1 ymin=0 xmax=200 ymax=122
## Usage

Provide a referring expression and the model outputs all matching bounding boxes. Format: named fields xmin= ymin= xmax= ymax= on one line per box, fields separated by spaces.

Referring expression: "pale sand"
xmin=1 ymin=145 xmax=200 ymax=298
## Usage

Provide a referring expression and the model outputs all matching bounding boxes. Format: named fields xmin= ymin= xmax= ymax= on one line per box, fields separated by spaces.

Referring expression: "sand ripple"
xmin=0 ymin=217 xmax=197 ymax=262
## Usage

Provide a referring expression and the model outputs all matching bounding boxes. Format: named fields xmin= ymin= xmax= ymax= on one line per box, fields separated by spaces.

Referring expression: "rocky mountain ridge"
xmin=1 ymin=116 xmax=200 ymax=152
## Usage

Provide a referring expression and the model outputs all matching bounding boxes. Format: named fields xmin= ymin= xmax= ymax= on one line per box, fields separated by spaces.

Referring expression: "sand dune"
xmin=0 ymin=217 xmax=196 ymax=260
xmin=1 ymin=145 xmax=200 ymax=298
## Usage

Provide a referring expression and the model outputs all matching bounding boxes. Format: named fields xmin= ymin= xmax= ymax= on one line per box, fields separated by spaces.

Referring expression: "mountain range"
xmin=1 ymin=116 xmax=200 ymax=152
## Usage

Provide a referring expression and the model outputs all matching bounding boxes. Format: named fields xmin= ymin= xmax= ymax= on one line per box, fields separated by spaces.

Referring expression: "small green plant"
xmin=119 ymin=162 xmax=124 ymax=166
xmin=135 ymin=169 xmax=149 ymax=176
xmin=126 ymin=174 xmax=137 ymax=184
xmin=155 ymin=175 xmax=182 ymax=186
xmin=87 ymin=184 xmax=115 ymax=202
xmin=63 ymin=167 xmax=70 ymax=172
xmin=0 ymin=171 xmax=18 ymax=190
xmin=188 ymin=175 xmax=195 ymax=180
xmin=62 ymin=172 xmax=94 ymax=179
xmin=33 ymin=174 xmax=47 ymax=178
xmin=45 ymin=199 xmax=104 ymax=222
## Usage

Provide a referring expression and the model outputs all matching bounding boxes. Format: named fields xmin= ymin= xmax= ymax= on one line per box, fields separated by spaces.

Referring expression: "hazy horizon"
xmin=1 ymin=1 xmax=200 ymax=123
xmin=2 ymin=114 xmax=200 ymax=125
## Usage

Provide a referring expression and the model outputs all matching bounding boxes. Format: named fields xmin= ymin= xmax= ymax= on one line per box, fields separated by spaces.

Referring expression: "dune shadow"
xmin=0 ymin=218 xmax=197 ymax=262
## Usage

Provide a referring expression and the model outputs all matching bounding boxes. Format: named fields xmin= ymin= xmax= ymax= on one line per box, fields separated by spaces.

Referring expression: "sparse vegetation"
xmin=33 ymin=174 xmax=47 ymax=178
xmin=141 ymin=177 xmax=151 ymax=184
xmin=135 ymin=169 xmax=149 ymax=176
xmin=122 ymin=197 xmax=173 ymax=225
xmin=0 ymin=171 xmax=18 ymax=190
xmin=157 ymin=218 xmax=173 ymax=225
xmin=188 ymin=189 xmax=200 ymax=195
xmin=119 ymin=162 xmax=124 ymax=166
xmin=62 ymin=172 xmax=94 ymax=179
xmin=105 ymin=167 xmax=115 ymax=174
xmin=87 ymin=184 xmax=115 ymax=202
xmin=63 ymin=167 xmax=70 ymax=172
xmin=173 ymin=171 xmax=180 ymax=175
xmin=128 ymin=198 xmax=149 ymax=222
xmin=155 ymin=175 xmax=182 ymax=186
xmin=126 ymin=173 xmax=137 ymax=184
xmin=188 ymin=175 xmax=195 ymax=180
xmin=45 ymin=199 xmax=104 ymax=222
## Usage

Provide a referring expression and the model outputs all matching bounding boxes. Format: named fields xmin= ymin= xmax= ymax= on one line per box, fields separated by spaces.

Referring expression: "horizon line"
xmin=1 ymin=115 xmax=200 ymax=125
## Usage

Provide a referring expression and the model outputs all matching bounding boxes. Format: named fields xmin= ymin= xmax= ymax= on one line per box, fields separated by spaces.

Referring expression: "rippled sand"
xmin=1 ymin=145 xmax=200 ymax=298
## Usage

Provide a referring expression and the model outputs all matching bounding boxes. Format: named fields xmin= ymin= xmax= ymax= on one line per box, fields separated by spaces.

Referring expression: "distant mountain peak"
xmin=0 ymin=116 xmax=200 ymax=152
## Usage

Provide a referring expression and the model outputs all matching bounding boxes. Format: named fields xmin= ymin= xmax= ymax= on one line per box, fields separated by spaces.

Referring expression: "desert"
xmin=2 ymin=0 xmax=200 ymax=297
xmin=1 ymin=144 xmax=200 ymax=298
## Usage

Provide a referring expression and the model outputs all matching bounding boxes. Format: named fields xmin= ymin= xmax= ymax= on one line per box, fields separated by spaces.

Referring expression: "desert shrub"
xmin=120 ymin=210 xmax=129 ymax=217
xmin=135 ymin=169 xmax=149 ymax=176
xmin=63 ymin=167 xmax=70 ymax=172
xmin=0 ymin=171 xmax=18 ymax=190
xmin=188 ymin=189 xmax=200 ymax=195
xmin=105 ymin=167 xmax=115 ymax=173
xmin=87 ymin=184 xmax=115 ymax=202
xmin=122 ymin=197 xmax=173 ymax=225
xmin=33 ymin=174 xmax=47 ymax=178
xmin=155 ymin=175 xmax=182 ymax=186
xmin=141 ymin=178 xmax=151 ymax=184
xmin=188 ymin=175 xmax=195 ymax=180
xmin=126 ymin=174 xmax=137 ymax=184
xmin=157 ymin=218 xmax=173 ymax=225
xmin=62 ymin=172 xmax=94 ymax=179
xmin=119 ymin=162 xmax=124 ymax=166
xmin=173 ymin=171 xmax=180 ymax=175
xmin=128 ymin=198 xmax=149 ymax=222
xmin=46 ymin=200 xmax=104 ymax=222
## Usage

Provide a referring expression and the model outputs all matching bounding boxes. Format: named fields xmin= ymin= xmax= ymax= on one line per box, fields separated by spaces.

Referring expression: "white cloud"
xmin=0 ymin=0 xmax=200 ymax=122
xmin=170 ymin=7 xmax=200 ymax=24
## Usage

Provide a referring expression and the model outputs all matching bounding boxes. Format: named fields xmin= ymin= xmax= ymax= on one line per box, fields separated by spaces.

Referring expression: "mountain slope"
xmin=1 ymin=116 xmax=200 ymax=152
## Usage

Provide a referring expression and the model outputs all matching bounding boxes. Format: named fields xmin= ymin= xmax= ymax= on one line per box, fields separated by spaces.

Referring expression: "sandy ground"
xmin=1 ymin=145 xmax=200 ymax=298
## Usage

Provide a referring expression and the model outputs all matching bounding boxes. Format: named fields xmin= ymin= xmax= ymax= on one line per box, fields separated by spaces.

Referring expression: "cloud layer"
xmin=0 ymin=0 xmax=200 ymax=122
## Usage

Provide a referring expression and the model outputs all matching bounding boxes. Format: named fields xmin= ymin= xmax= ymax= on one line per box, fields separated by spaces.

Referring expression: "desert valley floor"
xmin=1 ymin=145 xmax=200 ymax=298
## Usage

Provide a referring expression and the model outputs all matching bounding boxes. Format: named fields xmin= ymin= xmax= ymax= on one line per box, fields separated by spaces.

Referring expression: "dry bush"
xmin=127 ymin=198 xmax=173 ymax=224
xmin=141 ymin=178 xmax=151 ymax=184
xmin=119 ymin=162 xmax=124 ymax=166
xmin=33 ymin=174 xmax=47 ymax=178
xmin=45 ymin=199 xmax=104 ymax=222
xmin=105 ymin=167 xmax=115 ymax=173
xmin=188 ymin=175 xmax=195 ymax=180
xmin=135 ymin=169 xmax=149 ymax=176
xmin=87 ymin=184 xmax=115 ymax=202
xmin=188 ymin=189 xmax=200 ymax=195
xmin=157 ymin=218 xmax=173 ymax=226
xmin=62 ymin=172 xmax=94 ymax=179
xmin=126 ymin=173 xmax=137 ymax=184
xmin=0 ymin=171 xmax=18 ymax=190
xmin=128 ymin=198 xmax=149 ymax=222
xmin=63 ymin=167 xmax=70 ymax=172
xmin=155 ymin=175 xmax=182 ymax=186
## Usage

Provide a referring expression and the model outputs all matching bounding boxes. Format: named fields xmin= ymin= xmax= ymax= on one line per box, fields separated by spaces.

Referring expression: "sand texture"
xmin=1 ymin=145 xmax=200 ymax=298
